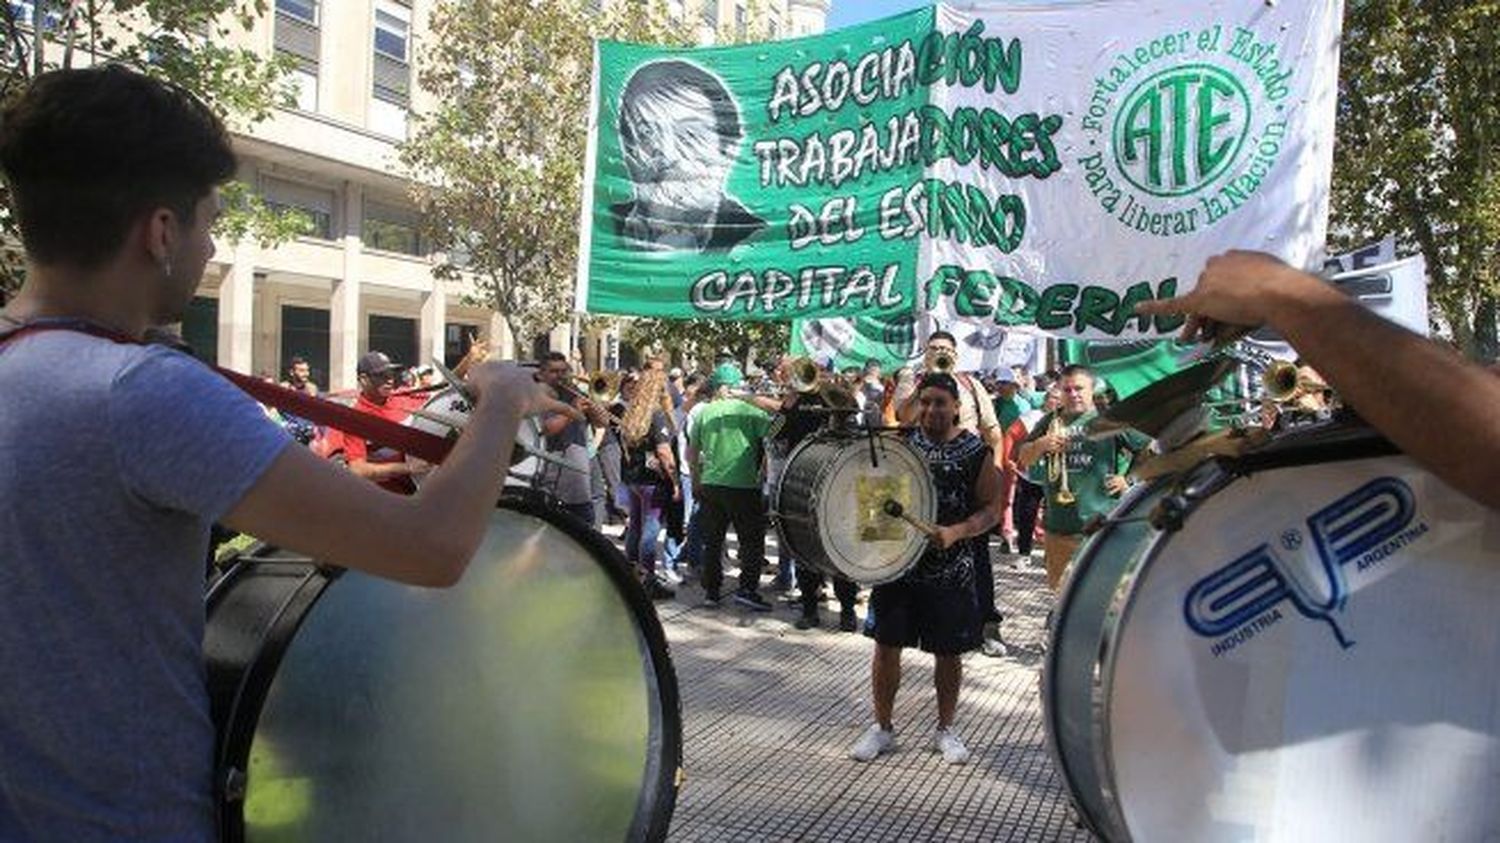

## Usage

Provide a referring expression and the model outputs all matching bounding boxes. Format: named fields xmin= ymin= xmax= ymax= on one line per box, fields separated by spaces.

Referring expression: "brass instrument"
xmin=789 ymin=356 xmax=823 ymax=394
xmin=587 ymin=370 xmax=620 ymax=403
xmin=926 ymin=349 xmax=957 ymax=375
xmin=1260 ymin=358 xmax=1330 ymax=405
xmin=1047 ymin=415 xmax=1076 ymax=506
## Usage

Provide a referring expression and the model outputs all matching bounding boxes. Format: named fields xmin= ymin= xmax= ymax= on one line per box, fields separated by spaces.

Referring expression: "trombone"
xmin=1046 ymin=415 xmax=1076 ymax=506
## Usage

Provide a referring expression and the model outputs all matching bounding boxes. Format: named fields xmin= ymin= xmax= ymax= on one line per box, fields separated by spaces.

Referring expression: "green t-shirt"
xmin=994 ymin=393 xmax=1030 ymax=429
xmin=1026 ymin=410 xmax=1151 ymax=535
xmin=688 ymin=398 xmax=772 ymax=489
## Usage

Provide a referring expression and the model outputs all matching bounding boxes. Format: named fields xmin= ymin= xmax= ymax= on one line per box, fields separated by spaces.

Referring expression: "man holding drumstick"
xmin=850 ymin=372 xmax=1001 ymax=766
xmin=0 ymin=66 xmax=558 ymax=839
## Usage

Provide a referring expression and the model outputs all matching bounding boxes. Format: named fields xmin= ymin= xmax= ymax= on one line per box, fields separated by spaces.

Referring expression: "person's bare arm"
xmin=1138 ymin=250 xmax=1500 ymax=510
xmin=347 ymin=457 xmax=414 ymax=483
xmin=224 ymin=364 xmax=555 ymax=587
xmin=539 ymin=401 xmax=585 ymax=436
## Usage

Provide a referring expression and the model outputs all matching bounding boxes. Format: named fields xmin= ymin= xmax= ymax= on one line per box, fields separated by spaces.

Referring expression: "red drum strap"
xmin=0 ymin=320 xmax=456 ymax=464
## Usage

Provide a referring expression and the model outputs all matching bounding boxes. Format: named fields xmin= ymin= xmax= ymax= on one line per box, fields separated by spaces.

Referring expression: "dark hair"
xmin=289 ymin=356 xmax=308 ymax=367
xmin=1059 ymin=364 xmax=1094 ymax=380
xmin=683 ymin=373 xmax=704 ymax=388
xmin=541 ymin=351 xmax=568 ymax=364
xmin=619 ymin=60 xmax=741 ymax=157
xmin=0 ymin=65 xmax=236 ymax=269
xmin=928 ymin=330 xmax=957 ymax=346
xmin=917 ymin=372 xmax=960 ymax=400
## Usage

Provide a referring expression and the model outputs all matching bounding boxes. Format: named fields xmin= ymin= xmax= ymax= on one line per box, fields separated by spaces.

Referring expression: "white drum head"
xmin=795 ymin=435 xmax=936 ymax=585
xmin=1106 ymin=455 xmax=1500 ymax=841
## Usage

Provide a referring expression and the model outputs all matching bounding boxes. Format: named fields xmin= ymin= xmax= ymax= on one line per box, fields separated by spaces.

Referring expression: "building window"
xmin=769 ymin=17 xmax=779 ymax=39
xmin=276 ymin=0 xmax=317 ymax=25
xmin=362 ymin=199 xmax=424 ymax=255
xmin=180 ymin=296 xmax=219 ymax=366
xmin=261 ymin=175 xmax=335 ymax=239
xmin=283 ymin=53 xmax=318 ymax=112
xmin=734 ymin=4 xmax=746 ymax=39
xmin=444 ymin=323 xmax=481 ymax=369
xmin=8 ymin=1 xmax=61 ymax=29
xmin=281 ymin=305 xmax=330 ymax=389
xmin=369 ymin=314 xmax=418 ymax=371
xmin=374 ymin=0 xmax=409 ymax=63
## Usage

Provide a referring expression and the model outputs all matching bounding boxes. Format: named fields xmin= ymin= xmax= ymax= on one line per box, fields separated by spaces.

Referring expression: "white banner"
xmin=922 ymin=0 xmax=1343 ymax=342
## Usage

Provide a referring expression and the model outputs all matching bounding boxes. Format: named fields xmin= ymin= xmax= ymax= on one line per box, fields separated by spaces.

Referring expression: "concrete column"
xmin=419 ymin=283 xmax=446 ymax=368
xmin=331 ymin=181 xmax=364 ymax=391
xmin=217 ymin=239 xmax=257 ymax=373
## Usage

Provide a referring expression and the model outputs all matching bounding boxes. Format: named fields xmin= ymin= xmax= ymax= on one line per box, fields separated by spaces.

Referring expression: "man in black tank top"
xmin=850 ymin=373 xmax=1002 ymax=766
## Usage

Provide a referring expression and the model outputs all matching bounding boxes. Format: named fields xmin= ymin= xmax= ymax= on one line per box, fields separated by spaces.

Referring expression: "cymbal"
xmin=1087 ymin=357 xmax=1236 ymax=439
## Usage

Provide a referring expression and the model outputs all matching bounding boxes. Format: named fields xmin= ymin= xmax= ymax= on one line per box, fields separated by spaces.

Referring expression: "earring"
xmin=161 ymin=258 xmax=174 ymax=279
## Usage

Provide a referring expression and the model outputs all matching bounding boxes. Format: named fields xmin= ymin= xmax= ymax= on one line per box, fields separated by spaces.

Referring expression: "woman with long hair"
xmin=618 ymin=369 xmax=680 ymax=599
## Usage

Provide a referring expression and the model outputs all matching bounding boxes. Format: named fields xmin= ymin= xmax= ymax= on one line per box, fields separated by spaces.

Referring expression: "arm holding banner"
xmin=1139 ymin=250 xmax=1500 ymax=512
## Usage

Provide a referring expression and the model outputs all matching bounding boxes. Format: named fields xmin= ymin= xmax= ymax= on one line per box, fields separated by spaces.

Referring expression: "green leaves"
xmin=1332 ymin=0 xmax=1500 ymax=358
xmin=402 ymin=0 xmax=692 ymax=347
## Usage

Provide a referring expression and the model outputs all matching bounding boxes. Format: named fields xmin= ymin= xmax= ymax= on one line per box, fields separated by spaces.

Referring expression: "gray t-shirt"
xmin=0 ymin=328 xmax=290 ymax=841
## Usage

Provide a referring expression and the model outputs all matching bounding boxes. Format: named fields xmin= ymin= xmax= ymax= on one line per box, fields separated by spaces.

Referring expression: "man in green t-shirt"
xmin=687 ymin=362 xmax=775 ymax=610
xmin=1016 ymin=365 xmax=1151 ymax=591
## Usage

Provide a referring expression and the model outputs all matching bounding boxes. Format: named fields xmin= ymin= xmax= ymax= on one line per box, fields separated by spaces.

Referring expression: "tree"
xmin=623 ymin=316 xmax=789 ymax=370
xmin=403 ymin=0 xmax=691 ymax=354
xmin=1331 ymin=0 xmax=1500 ymax=360
xmin=0 ymin=0 xmax=308 ymax=300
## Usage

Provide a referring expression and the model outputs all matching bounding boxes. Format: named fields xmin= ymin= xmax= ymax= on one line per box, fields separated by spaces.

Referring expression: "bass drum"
xmin=205 ymin=492 xmax=682 ymax=842
xmin=1044 ymin=424 xmax=1500 ymax=841
xmin=772 ymin=430 xmax=936 ymax=586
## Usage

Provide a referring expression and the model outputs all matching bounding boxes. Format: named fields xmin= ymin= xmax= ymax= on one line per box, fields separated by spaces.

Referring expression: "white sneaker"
xmin=660 ymin=568 xmax=683 ymax=585
xmin=933 ymin=728 xmax=970 ymax=765
xmin=849 ymin=725 xmax=894 ymax=762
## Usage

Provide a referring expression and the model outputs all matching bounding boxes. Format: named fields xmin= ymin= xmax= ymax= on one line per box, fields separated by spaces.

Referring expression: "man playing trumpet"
xmin=1015 ymin=365 xmax=1151 ymax=591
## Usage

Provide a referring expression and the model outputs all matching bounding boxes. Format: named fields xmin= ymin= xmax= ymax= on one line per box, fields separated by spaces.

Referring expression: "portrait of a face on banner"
xmin=577 ymin=0 xmax=1343 ymax=362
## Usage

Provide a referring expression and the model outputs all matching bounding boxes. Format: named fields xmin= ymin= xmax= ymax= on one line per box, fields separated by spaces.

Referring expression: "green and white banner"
xmin=577 ymin=1 xmax=1342 ymax=341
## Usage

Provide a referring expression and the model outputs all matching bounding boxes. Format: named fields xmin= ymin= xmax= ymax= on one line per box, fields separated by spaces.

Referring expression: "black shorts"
xmin=869 ymin=578 xmax=980 ymax=656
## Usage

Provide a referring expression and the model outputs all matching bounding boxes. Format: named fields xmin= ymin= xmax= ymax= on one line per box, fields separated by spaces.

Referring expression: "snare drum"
xmin=406 ymin=387 xmax=544 ymax=487
xmin=205 ymin=493 xmax=681 ymax=842
xmin=1044 ymin=423 xmax=1500 ymax=841
xmin=772 ymin=430 xmax=936 ymax=585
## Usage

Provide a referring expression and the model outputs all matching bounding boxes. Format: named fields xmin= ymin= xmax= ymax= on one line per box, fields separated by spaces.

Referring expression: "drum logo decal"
xmin=1183 ymin=477 xmax=1428 ymax=656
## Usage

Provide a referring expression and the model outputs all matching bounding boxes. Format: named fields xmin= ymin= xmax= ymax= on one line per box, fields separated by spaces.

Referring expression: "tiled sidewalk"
xmin=622 ymin=527 xmax=1094 ymax=842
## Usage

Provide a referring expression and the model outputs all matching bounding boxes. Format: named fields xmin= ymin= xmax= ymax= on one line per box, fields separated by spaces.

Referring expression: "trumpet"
xmin=1047 ymin=415 xmax=1076 ymax=506
xmin=1261 ymin=359 xmax=1327 ymax=404
xmin=926 ymin=348 xmax=957 ymax=375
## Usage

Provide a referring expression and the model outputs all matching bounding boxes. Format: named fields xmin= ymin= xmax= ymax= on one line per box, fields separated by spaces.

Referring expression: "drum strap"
xmin=0 ymin=319 xmax=457 ymax=464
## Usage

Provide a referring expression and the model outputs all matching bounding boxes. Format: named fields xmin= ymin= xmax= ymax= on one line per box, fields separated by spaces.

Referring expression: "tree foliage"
xmin=403 ymin=0 xmax=692 ymax=353
xmin=1332 ymin=0 xmax=1500 ymax=359
xmin=0 ymin=0 xmax=301 ymax=299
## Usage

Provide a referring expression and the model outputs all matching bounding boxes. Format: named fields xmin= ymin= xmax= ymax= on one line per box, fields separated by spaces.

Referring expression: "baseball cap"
xmin=710 ymin=362 xmax=744 ymax=389
xmin=357 ymin=351 xmax=401 ymax=376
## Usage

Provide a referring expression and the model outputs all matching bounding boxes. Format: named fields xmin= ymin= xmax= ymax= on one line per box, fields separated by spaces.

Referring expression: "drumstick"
xmin=882 ymin=500 xmax=940 ymax=540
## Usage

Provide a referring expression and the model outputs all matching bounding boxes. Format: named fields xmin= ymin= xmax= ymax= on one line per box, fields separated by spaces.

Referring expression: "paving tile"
xmin=603 ymin=523 xmax=1095 ymax=842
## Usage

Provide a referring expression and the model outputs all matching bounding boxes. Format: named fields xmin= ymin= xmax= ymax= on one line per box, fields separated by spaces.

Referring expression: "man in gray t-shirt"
xmin=0 ymin=66 xmax=556 ymax=840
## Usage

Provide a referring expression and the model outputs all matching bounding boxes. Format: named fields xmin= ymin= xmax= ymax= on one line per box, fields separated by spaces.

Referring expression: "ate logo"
xmin=1113 ymin=64 xmax=1250 ymax=198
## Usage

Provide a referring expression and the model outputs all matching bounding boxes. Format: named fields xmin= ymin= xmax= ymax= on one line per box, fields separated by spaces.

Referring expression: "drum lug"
xmin=223 ymin=766 xmax=247 ymax=803
xmin=1149 ymin=494 xmax=1189 ymax=533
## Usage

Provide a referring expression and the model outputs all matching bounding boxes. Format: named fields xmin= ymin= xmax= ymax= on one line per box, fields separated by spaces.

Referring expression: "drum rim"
xmin=1050 ymin=421 xmax=1403 ymax=841
xmin=771 ymin=431 xmax=936 ymax=586
xmin=1041 ymin=479 xmax=1163 ymax=842
xmin=1089 ymin=459 xmax=1239 ymax=841
xmin=207 ymin=491 xmax=684 ymax=843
